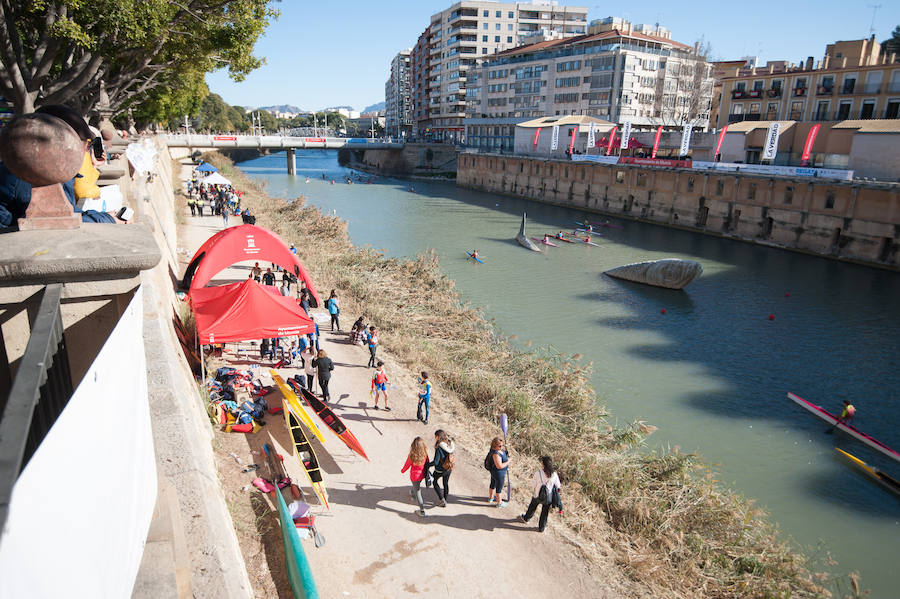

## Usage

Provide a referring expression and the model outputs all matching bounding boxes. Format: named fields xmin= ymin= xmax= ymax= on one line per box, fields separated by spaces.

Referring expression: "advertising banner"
xmin=651 ymin=126 xmax=663 ymax=159
xmin=550 ymin=125 xmax=559 ymax=150
xmin=533 ymin=128 xmax=541 ymax=148
xmin=714 ymin=125 xmax=729 ymax=158
xmin=568 ymin=126 xmax=577 ymax=153
xmin=679 ymin=124 xmax=693 ymax=156
xmin=587 ymin=122 xmax=596 ymax=148
xmin=620 ymin=121 xmax=632 ymax=149
xmin=619 ymin=157 xmax=693 ymax=168
xmin=605 ymin=126 xmax=618 ymax=155
xmin=800 ymin=124 xmax=821 ymax=164
xmin=761 ymin=122 xmax=782 ymax=160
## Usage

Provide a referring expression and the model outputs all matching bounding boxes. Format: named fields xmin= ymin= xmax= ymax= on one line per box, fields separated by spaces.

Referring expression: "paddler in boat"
xmin=555 ymin=230 xmax=566 ymax=240
xmin=543 ymin=234 xmax=551 ymax=244
xmin=840 ymin=400 xmax=856 ymax=424
xmin=583 ymin=233 xmax=592 ymax=244
xmin=471 ymin=249 xmax=480 ymax=260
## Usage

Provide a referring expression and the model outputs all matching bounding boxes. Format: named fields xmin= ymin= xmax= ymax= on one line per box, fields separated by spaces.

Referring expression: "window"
xmin=482 ymin=47 xmax=487 ymax=54
xmin=842 ymin=77 xmax=856 ymax=94
xmin=795 ymin=77 xmax=807 ymax=89
xmin=495 ymin=35 xmax=500 ymax=42
xmin=508 ymin=11 xmax=514 ymax=18
xmin=483 ymin=9 xmax=488 ymax=17
xmin=749 ymin=102 xmax=760 ymax=114
xmin=766 ymin=102 xmax=778 ymax=118
xmin=508 ymin=24 xmax=513 ymax=31
xmin=482 ymin=35 xmax=488 ymax=42
xmin=815 ymin=101 xmax=829 ymax=120
xmin=496 ymin=23 xmax=501 ymax=30
xmin=860 ymin=100 xmax=875 ymax=119
xmin=556 ymin=60 xmax=581 ymax=72
xmin=553 ymin=93 xmax=579 ymax=103
xmin=837 ymin=101 xmax=851 ymax=120
xmin=716 ymin=179 xmax=725 ymax=195
xmin=784 ymin=185 xmax=793 ymax=204
xmin=483 ymin=23 xmax=488 ymax=29
xmin=615 ymin=170 xmax=625 ymax=183
xmin=747 ymin=183 xmax=756 ymax=200
xmin=507 ymin=36 xmax=512 ymax=43
xmin=772 ymin=79 xmax=783 ymax=91
xmin=753 ymin=80 xmax=764 ymax=91
xmin=790 ymin=100 xmax=804 ymax=118
xmin=825 ymin=191 xmax=835 ymax=209
xmin=495 ymin=10 xmax=501 ymax=17
xmin=555 ymin=76 xmax=580 ymax=88
xmin=636 ymin=173 xmax=647 ymax=187
xmin=735 ymin=81 xmax=747 ymax=91
xmin=886 ymin=99 xmax=900 ymax=119
xmin=687 ymin=177 xmax=694 ymax=192
xmin=731 ymin=104 xmax=744 ymax=115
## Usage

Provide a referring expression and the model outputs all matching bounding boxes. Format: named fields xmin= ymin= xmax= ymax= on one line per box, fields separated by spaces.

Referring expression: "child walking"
xmin=371 ymin=361 xmax=391 ymax=410
xmin=401 ymin=437 xmax=429 ymax=517
xmin=429 ymin=430 xmax=455 ymax=507
xmin=416 ymin=371 xmax=432 ymax=424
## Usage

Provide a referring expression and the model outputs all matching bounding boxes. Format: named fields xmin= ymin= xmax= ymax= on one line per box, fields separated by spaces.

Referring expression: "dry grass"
xmin=202 ymin=152 xmax=851 ymax=599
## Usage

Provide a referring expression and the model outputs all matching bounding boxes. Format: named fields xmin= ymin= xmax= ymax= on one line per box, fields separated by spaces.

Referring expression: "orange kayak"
xmin=289 ymin=378 xmax=369 ymax=461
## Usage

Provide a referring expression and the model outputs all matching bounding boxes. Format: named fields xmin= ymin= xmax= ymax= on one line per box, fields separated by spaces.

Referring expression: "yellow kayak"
xmin=835 ymin=448 xmax=900 ymax=498
xmin=284 ymin=402 xmax=329 ymax=509
xmin=271 ymin=370 xmax=325 ymax=443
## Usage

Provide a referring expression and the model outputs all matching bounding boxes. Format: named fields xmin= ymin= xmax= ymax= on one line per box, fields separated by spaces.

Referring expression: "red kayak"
xmin=546 ymin=234 xmax=575 ymax=243
xmin=293 ymin=380 xmax=369 ymax=460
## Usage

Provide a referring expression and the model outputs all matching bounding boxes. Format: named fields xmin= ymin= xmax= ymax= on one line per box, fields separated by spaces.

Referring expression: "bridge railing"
xmin=163 ymin=133 xmax=405 ymax=149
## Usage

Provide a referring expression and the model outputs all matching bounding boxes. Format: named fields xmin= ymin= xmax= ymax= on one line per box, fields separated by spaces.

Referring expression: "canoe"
xmin=531 ymin=237 xmax=559 ymax=247
xmin=271 ymin=370 xmax=325 ymax=443
xmin=516 ymin=213 xmax=541 ymax=252
xmin=545 ymin=234 xmax=575 ymax=243
xmin=835 ymin=448 xmax=900 ymax=498
xmin=587 ymin=219 xmax=624 ymax=230
xmin=787 ymin=392 xmax=900 ymax=464
xmin=466 ymin=251 xmax=484 ymax=263
xmin=568 ymin=233 xmax=600 ymax=247
xmin=605 ymin=258 xmax=702 ymax=289
xmin=284 ymin=402 xmax=330 ymax=508
xmin=297 ymin=384 xmax=369 ymax=460
xmin=264 ymin=444 xmax=320 ymax=599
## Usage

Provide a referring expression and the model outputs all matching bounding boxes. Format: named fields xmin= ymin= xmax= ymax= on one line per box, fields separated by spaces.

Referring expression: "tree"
xmin=0 ymin=1 xmax=279 ymax=115
xmin=881 ymin=26 xmax=900 ymax=59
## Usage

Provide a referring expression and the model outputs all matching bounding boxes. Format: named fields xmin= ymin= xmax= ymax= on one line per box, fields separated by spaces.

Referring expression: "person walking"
xmin=188 ymin=195 xmax=196 ymax=217
xmin=366 ymin=326 xmax=379 ymax=368
xmin=401 ymin=437 xmax=430 ymax=518
xmin=519 ymin=456 xmax=562 ymax=532
xmin=251 ymin=262 xmax=262 ymax=282
xmin=325 ymin=290 xmax=341 ymax=331
xmin=416 ymin=371 xmax=432 ymax=424
xmin=429 ymin=430 xmax=455 ymax=507
xmin=311 ymin=349 xmax=334 ymax=401
xmin=486 ymin=437 xmax=510 ymax=507
xmin=370 ymin=361 xmax=390 ymax=411
xmin=222 ymin=202 xmax=229 ymax=227
xmin=279 ymin=281 xmax=290 ymax=297
xmin=301 ymin=344 xmax=315 ymax=390
xmin=262 ymin=268 xmax=276 ymax=286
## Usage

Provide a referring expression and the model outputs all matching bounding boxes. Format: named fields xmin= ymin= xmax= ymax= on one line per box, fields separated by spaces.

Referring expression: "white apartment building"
xmin=385 ymin=50 xmax=413 ymax=138
xmin=467 ymin=17 xmax=715 ymax=133
xmin=414 ymin=1 xmax=589 ymax=141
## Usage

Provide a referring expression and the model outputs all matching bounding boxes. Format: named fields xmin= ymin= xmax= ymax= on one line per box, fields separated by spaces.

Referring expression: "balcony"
xmin=731 ymin=89 xmax=747 ymax=99
xmin=789 ymin=110 xmax=804 ymax=120
xmin=767 ymin=88 xmax=782 ymax=98
xmin=747 ymin=89 xmax=763 ymax=98
xmin=793 ymin=87 xmax=807 ymax=97
xmin=816 ymin=85 xmax=834 ymax=96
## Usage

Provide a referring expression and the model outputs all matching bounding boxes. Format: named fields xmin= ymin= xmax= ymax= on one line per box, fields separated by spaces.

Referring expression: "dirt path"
xmin=176 ymin=164 xmax=629 ymax=599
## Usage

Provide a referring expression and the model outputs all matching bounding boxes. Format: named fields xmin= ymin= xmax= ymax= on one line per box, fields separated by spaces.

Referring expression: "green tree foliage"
xmin=0 ymin=0 xmax=279 ymax=115
xmin=195 ymin=92 xmax=251 ymax=132
xmin=882 ymin=25 xmax=900 ymax=59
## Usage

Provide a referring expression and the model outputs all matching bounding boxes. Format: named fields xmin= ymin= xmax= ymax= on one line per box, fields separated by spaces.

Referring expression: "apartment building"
xmin=466 ymin=17 xmax=715 ymax=131
xmin=411 ymin=1 xmax=589 ymax=142
xmin=715 ymin=36 xmax=900 ymax=129
xmin=385 ymin=50 xmax=413 ymax=139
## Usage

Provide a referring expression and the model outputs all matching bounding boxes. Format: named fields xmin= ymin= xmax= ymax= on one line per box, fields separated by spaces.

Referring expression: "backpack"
xmin=537 ymin=471 xmax=551 ymax=506
xmin=483 ymin=450 xmax=493 ymax=471
xmin=440 ymin=452 xmax=455 ymax=472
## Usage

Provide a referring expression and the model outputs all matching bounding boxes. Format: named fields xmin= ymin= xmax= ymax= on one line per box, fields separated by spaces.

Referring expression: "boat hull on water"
xmin=516 ymin=213 xmax=541 ymax=252
xmin=605 ymin=258 xmax=702 ymax=289
xmin=788 ymin=392 xmax=900 ymax=464
xmin=835 ymin=448 xmax=900 ymax=498
xmin=466 ymin=251 xmax=484 ymax=263
xmin=531 ymin=237 xmax=559 ymax=247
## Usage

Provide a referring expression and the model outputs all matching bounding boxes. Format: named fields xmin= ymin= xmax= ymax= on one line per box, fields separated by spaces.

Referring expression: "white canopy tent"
xmin=202 ymin=172 xmax=232 ymax=186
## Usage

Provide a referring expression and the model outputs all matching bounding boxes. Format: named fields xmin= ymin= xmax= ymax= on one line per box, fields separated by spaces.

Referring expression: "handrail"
xmin=0 ymin=283 xmax=72 ymax=533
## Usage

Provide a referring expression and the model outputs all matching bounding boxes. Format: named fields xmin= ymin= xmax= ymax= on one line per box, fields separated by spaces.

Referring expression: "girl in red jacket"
xmin=401 ymin=437 xmax=429 ymax=517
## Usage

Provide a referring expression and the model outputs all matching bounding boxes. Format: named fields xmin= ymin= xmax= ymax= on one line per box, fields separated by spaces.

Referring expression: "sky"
xmin=206 ymin=0 xmax=900 ymax=111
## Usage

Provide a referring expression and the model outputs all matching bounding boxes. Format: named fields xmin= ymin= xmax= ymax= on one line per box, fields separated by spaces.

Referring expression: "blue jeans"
xmin=417 ymin=395 xmax=430 ymax=421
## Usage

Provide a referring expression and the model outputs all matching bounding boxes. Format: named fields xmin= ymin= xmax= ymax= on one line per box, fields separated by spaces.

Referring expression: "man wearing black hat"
xmin=0 ymin=104 xmax=125 ymax=229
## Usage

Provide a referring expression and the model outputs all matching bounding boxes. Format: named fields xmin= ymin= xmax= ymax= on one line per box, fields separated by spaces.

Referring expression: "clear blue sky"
xmin=206 ymin=0 xmax=900 ymax=111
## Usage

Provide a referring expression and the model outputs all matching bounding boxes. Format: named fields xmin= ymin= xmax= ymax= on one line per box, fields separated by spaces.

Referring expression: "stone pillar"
xmin=0 ymin=113 xmax=84 ymax=230
xmin=286 ymin=148 xmax=296 ymax=175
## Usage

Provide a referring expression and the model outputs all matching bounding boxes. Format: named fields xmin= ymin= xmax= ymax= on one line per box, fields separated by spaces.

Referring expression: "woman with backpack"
xmin=518 ymin=456 xmax=562 ymax=533
xmin=311 ymin=349 xmax=334 ymax=401
xmin=429 ymin=430 xmax=455 ymax=507
xmin=400 ymin=437 xmax=430 ymax=518
xmin=486 ymin=437 xmax=510 ymax=507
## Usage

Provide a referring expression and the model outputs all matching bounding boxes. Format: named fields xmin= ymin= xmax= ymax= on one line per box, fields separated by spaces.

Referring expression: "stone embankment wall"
xmin=340 ymin=143 xmax=458 ymax=178
xmin=458 ymin=153 xmax=900 ymax=270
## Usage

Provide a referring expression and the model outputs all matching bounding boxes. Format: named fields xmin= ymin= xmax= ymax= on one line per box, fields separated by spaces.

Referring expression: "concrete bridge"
xmin=163 ymin=133 xmax=404 ymax=174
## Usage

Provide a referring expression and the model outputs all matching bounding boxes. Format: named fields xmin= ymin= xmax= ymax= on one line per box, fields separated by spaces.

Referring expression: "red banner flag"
xmin=800 ymin=124 xmax=821 ymax=164
xmin=651 ymin=126 xmax=663 ymax=159
xmin=714 ymin=125 xmax=728 ymax=160
xmin=568 ymin=126 xmax=578 ymax=154
xmin=606 ymin=126 xmax=618 ymax=155
xmin=533 ymin=128 xmax=541 ymax=148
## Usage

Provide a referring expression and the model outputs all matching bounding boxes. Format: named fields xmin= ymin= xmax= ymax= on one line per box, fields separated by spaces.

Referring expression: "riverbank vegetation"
xmin=203 ymin=152 xmax=849 ymax=598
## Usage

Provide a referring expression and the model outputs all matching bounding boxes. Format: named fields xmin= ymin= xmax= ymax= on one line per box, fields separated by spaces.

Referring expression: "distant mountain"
xmin=362 ymin=101 xmax=385 ymax=113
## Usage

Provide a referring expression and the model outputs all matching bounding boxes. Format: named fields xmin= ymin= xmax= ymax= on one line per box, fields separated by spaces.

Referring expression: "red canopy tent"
xmin=191 ymin=279 xmax=315 ymax=344
xmin=182 ymin=224 xmax=321 ymax=307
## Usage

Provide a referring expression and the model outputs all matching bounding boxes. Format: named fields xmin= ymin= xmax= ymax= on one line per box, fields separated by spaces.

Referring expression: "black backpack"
xmin=483 ymin=450 xmax=493 ymax=471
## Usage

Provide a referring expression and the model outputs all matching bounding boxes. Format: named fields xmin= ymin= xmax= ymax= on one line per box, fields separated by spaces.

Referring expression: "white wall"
xmin=0 ymin=287 xmax=156 ymax=598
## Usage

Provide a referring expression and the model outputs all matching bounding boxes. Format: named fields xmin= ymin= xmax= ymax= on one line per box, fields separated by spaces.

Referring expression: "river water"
xmin=239 ymin=150 xmax=900 ymax=597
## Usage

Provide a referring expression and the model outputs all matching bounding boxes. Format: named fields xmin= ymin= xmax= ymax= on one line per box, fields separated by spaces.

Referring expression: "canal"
xmin=239 ymin=150 xmax=900 ymax=597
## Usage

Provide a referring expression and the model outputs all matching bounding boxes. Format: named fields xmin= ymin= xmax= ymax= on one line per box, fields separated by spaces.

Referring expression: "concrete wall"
xmin=457 ymin=153 xmax=900 ymax=270
xmin=849 ymin=135 xmax=900 ymax=181
xmin=341 ymin=143 xmax=458 ymax=177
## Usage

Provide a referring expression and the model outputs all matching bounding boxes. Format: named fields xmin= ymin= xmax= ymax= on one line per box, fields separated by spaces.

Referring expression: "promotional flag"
xmin=587 ymin=122 xmax=596 ymax=148
xmin=800 ymin=124 xmax=821 ymax=164
xmin=762 ymin=122 xmax=782 ymax=161
xmin=620 ymin=120 xmax=632 ymax=149
xmin=550 ymin=125 xmax=560 ymax=150
xmin=679 ymin=124 xmax=693 ymax=156
xmin=651 ymin=126 xmax=663 ymax=159
xmin=714 ymin=125 xmax=729 ymax=160
xmin=568 ymin=126 xmax=577 ymax=153
xmin=605 ymin=126 xmax=618 ymax=155
xmin=533 ymin=128 xmax=541 ymax=148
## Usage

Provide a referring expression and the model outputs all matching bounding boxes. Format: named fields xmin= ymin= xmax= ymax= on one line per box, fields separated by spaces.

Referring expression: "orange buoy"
xmin=785 ymin=292 xmax=790 ymax=297
xmin=768 ymin=314 xmax=775 ymax=320
xmin=660 ymin=308 xmax=666 ymax=314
